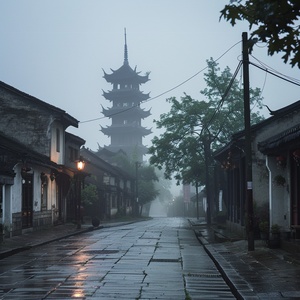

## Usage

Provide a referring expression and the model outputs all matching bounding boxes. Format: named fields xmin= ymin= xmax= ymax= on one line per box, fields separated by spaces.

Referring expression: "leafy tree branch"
xmin=220 ymin=0 xmax=300 ymax=67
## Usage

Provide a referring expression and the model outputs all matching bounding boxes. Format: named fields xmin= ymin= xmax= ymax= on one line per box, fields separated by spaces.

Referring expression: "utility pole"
xmin=204 ymin=139 xmax=212 ymax=225
xmin=242 ymin=32 xmax=255 ymax=251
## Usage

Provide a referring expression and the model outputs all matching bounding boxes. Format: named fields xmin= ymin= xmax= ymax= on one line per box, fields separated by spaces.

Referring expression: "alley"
xmin=0 ymin=218 xmax=237 ymax=299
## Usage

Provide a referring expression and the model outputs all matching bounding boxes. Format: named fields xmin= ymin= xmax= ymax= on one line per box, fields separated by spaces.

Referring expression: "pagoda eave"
xmin=103 ymin=64 xmax=149 ymax=85
xmin=102 ymin=90 xmax=150 ymax=102
xmin=101 ymin=126 xmax=151 ymax=136
xmin=101 ymin=106 xmax=151 ymax=118
xmin=104 ymin=144 xmax=149 ymax=155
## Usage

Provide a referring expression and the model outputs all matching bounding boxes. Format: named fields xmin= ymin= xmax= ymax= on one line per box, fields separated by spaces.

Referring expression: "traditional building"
xmin=214 ymin=100 xmax=300 ymax=241
xmin=80 ymin=147 xmax=135 ymax=220
xmin=0 ymin=81 xmax=85 ymax=236
xmin=101 ymin=31 xmax=151 ymax=162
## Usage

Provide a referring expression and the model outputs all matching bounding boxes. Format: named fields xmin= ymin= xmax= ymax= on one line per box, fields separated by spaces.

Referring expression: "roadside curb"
xmin=201 ymin=242 xmax=257 ymax=300
xmin=189 ymin=219 xmax=257 ymax=300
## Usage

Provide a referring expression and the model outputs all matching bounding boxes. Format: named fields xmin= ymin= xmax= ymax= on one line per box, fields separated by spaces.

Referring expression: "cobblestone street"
xmin=0 ymin=218 xmax=237 ymax=299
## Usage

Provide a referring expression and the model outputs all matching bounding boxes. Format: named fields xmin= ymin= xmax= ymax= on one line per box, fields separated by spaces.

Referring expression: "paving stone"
xmin=0 ymin=218 xmax=239 ymax=299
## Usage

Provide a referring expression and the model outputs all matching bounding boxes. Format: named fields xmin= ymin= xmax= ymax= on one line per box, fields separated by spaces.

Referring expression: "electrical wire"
xmin=143 ymin=40 xmax=242 ymax=104
xmin=80 ymin=44 xmax=300 ymax=128
xmin=200 ymin=61 xmax=243 ymax=136
xmin=200 ymin=53 xmax=300 ymax=139
xmin=249 ymin=54 xmax=300 ymax=112
xmin=250 ymin=55 xmax=300 ymax=86
xmin=250 ymin=67 xmax=267 ymax=112
xmin=80 ymin=40 xmax=242 ymax=124
xmin=250 ymin=61 xmax=300 ymax=87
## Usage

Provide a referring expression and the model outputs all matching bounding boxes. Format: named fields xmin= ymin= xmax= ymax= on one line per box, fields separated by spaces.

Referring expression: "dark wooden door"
xmin=22 ymin=173 xmax=33 ymax=228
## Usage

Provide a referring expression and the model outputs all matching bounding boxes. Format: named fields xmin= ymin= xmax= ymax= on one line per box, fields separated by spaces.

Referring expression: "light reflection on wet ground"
xmin=0 ymin=218 xmax=236 ymax=299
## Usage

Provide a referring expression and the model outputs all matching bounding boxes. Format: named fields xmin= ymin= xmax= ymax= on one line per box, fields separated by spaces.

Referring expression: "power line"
xmin=143 ymin=40 xmax=242 ymax=104
xmin=80 ymin=40 xmax=242 ymax=124
xmin=250 ymin=55 xmax=300 ymax=86
xmin=251 ymin=68 xmax=267 ymax=113
xmin=199 ymin=52 xmax=300 ymax=139
xmin=250 ymin=61 xmax=300 ymax=87
xmin=200 ymin=61 xmax=243 ymax=137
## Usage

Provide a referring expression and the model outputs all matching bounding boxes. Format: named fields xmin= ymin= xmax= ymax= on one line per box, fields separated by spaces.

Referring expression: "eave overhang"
xmin=101 ymin=105 xmax=151 ymax=119
xmin=258 ymin=124 xmax=300 ymax=155
xmin=103 ymin=64 xmax=149 ymax=84
xmin=102 ymin=89 xmax=150 ymax=102
xmin=101 ymin=125 xmax=152 ymax=136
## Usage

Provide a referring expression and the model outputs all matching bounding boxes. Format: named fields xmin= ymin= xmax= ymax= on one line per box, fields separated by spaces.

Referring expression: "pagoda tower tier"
xmin=102 ymin=89 xmax=150 ymax=102
xmin=103 ymin=64 xmax=149 ymax=85
xmin=101 ymin=105 xmax=151 ymax=119
xmin=103 ymin=144 xmax=149 ymax=157
xmin=101 ymin=125 xmax=152 ymax=136
xmin=101 ymin=30 xmax=151 ymax=161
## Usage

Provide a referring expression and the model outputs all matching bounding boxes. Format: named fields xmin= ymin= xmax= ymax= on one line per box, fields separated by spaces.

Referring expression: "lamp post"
xmin=76 ymin=156 xmax=85 ymax=229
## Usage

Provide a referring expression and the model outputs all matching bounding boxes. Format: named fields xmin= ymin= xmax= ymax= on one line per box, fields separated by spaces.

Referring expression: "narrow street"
xmin=0 ymin=218 xmax=237 ymax=299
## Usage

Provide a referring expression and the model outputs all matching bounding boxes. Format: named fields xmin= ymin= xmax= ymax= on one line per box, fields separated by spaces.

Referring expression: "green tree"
xmin=154 ymin=167 xmax=173 ymax=204
xmin=81 ymin=184 xmax=99 ymax=218
xmin=149 ymin=59 xmax=264 ymax=222
xmin=220 ymin=0 xmax=300 ymax=67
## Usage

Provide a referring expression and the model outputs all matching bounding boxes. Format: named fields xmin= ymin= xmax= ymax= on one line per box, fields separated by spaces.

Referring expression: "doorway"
xmin=22 ymin=173 xmax=33 ymax=229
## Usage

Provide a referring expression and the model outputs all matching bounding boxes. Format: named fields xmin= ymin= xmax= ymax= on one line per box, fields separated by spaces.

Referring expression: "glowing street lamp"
xmin=76 ymin=156 xmax=85 ymax=229
xmin=77 ymin=157 xmax=85 ymax=171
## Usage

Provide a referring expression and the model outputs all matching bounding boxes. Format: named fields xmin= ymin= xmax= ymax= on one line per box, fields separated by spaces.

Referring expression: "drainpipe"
xmin=265 ymin=156 xmax=273 ymax=227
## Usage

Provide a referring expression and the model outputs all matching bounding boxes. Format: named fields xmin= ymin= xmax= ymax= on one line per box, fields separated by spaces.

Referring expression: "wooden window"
xmin=69 ymin=147 xmax=78 ymax=162
xmin=41 ymin=175 xmax=48 ymax=211
xmin=56 ymin=129 xmax=60 ymax=152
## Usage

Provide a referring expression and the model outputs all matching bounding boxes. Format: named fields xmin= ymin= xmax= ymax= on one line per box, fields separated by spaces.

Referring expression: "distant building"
xmin=80 ymin=147 xmax=135 ymax=220
xmin=101 ymin=31 xmax=151 ymax=162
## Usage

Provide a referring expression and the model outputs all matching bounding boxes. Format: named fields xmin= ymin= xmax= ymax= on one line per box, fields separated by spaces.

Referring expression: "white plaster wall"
xmin=11 ymin=164 xmax=58 ymax=219
xmin=33 ymin=171 xmax=41 ymax=212
xmin=11 ymin=164 xmax=23 ymax=213
xmin=266 ymin=156 xmax=290 ymax=231
xmin=253 ymin=112 xmax=300 ymax=231
xmin=50 ymin=122 xmax=65 ymax=165
xmin=48 ymin=178 xmax=57 ymax=212
xmin=252 ymin=160 xmax=269 ymax=208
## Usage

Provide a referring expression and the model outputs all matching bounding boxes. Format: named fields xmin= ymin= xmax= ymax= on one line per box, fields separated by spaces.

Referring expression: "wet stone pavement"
xmin=196 ymin=224 xmax=300 ymax=300
xmin=0 ymin=218 xmax=237 ymax=299
xmin=208 ymin=241 xmax=300 ymax=300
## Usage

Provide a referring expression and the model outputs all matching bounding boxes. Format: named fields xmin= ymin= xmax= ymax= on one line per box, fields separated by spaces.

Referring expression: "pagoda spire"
xmin=124 ymin=28 xmax=128 ymax=65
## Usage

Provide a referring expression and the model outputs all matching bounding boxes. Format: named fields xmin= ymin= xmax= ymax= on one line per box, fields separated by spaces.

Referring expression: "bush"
xmin=259 ymin=221 xmax=269 ymax=233
xmin=271 ymin=224 xmax=280 ymax=234
xmin=92 ymin=218 xmax=100 ymax=227
xmin=81 ymin=184 xmax=99 ymax=218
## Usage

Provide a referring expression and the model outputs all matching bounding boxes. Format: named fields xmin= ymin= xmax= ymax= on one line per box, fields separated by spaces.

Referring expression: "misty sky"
xmin=0 ymin=1 xmax=299 ymax=154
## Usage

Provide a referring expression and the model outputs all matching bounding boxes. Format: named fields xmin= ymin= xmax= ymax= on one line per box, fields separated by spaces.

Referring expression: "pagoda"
xmin=101 ymin=31 xmax=151 ymax=162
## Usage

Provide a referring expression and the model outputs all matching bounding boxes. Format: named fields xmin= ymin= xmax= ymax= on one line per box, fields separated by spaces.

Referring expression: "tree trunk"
xmin=196 ymin=181 xmax=199 ymax=220
xmin=204 ymin=139 xmax=212 ymax=225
